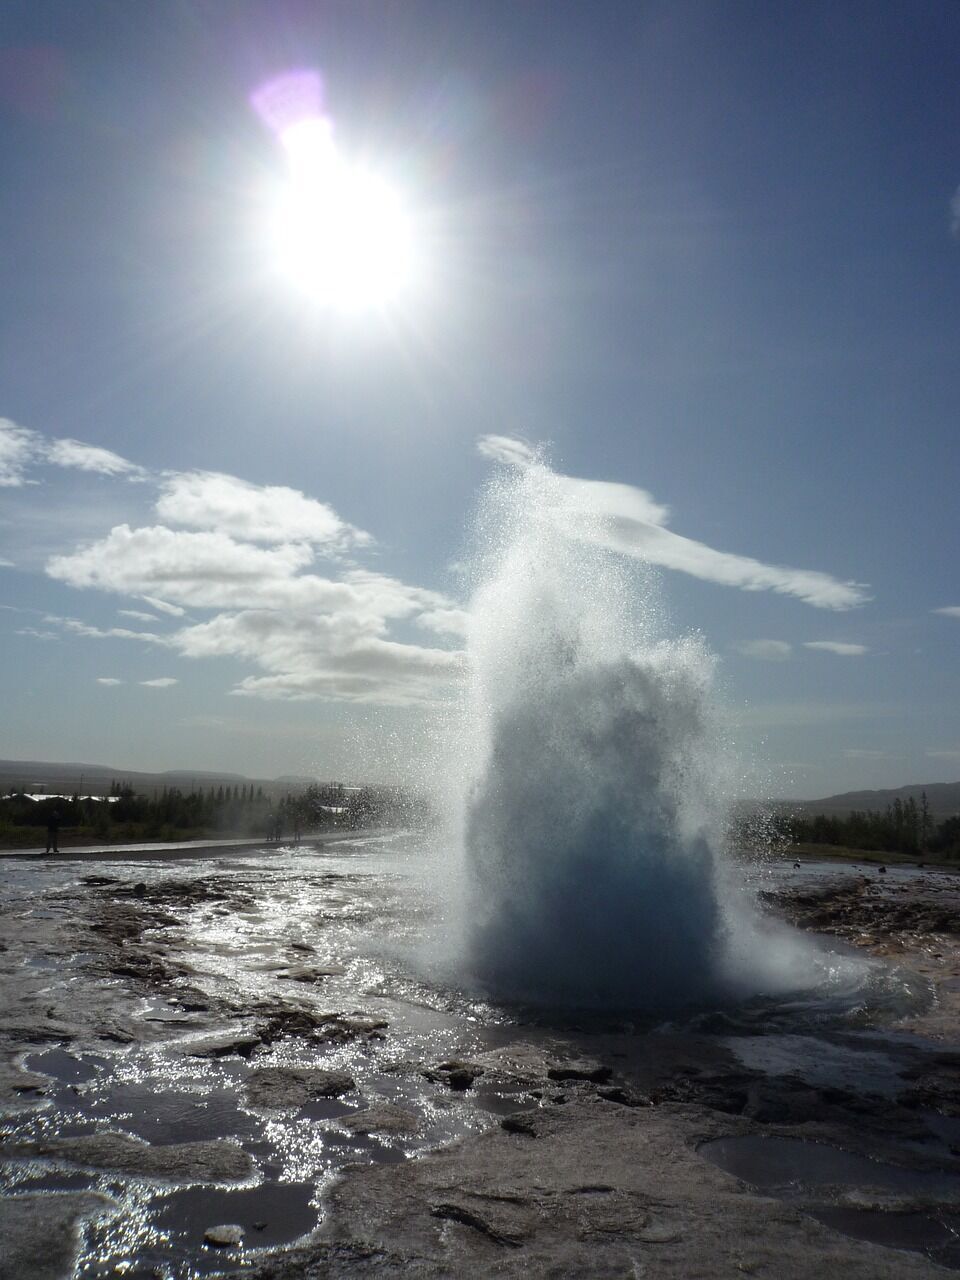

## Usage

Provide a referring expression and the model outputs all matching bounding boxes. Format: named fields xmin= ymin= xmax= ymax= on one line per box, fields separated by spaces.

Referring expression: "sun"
xmin=267 ymin=116 xmax=416 ymax=312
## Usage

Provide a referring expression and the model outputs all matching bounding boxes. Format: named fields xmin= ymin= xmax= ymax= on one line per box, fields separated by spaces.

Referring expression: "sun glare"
xmin=257 ymin=84 xmax=417 ymax=312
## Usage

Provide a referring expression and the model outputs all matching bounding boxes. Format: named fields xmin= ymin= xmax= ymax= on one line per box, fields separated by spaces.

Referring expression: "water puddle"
xmin=700 ymin=1134 xmax=960 ymax=1266
xmin=156 ymin=1180 xmax=318 ymax=1250
xmin=87 ymin=1084 xmax=260 ymax=1145
xmin=24 ymin=1050 xmax=108 ymax=1086
xmin=723 ymin=1034 xmax=904 ymax=1096
xmin=702 ymin=1133 xmax=959 ymax=1194
xmin=76 ymin=1180 xmax=321 ymax=1278
xmin=812 ymin=1206 xmax=960 ymax=1260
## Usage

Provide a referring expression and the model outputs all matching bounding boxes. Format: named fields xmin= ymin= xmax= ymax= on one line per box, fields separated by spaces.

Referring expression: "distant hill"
xmin=784 ymin=781 xmax=960 ymax=820
xmin=0 ymin=759 xmax=323 ymax=800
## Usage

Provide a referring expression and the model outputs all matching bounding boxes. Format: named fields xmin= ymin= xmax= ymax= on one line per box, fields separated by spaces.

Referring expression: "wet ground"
xmin=3 ymin=839 xmax=960 ymax=1277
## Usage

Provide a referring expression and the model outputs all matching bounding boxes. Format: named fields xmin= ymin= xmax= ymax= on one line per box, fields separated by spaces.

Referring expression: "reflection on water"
xmin=0 ymin=835 xmax=957 ymax=1277
xmin=701 ymin=1133 xmax=960 ymax=1268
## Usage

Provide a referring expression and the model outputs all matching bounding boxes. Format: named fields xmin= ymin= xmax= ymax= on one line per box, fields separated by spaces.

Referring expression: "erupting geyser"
xmin=446 ymin=443 xmax=830 ymax=1011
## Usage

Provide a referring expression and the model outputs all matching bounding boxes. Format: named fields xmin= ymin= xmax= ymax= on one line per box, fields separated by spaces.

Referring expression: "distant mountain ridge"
xmin=0 ymin=758 xmax=325 ymax=799
xmin=786 ymin=781 xmax=960 ymax=819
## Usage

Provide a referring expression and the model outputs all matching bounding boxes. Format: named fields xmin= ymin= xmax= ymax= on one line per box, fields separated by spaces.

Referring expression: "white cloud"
xmin=97 ymin=677 xmax=124 ymax=686
xmin=140 ymin=677 xmax=178 ymax=688
xmin=415 ymin=606 xmax=472 ymax=638
xmin=0 ymin=419 xmax=39 ymax=487
xmin=45 ymin=438 xmax=145 ymax=479
xmin=47 ymin=528 xmax=453 ymax=626
xmin=842 ymin=748 xmax=889 ymax=759
xmin=803 ymin=641 xmax=869 ymax=656
xmin=171 ymin=608 xmax=463 ymax=706
xmin=43 ymin=613 xmax=164 ymax=643
xmin=736 ymin=639 xmax=793 ymax=661
xmin=927 ymin=749 xmax=960 ymax=761
xmin=156 ymin=471 xmax=370 ymax=550
xmin=15 ymin=627 xmax=58 ymax=640
xmin=572 ymin=515 xmax=868 ymax=609
xmin=1 ymin=418 xmax=145 ymax=486
xmin=47 ymin=525 xmax=317 ymax=611
xmin=45 ymin=522 xmax=464 ymax=706
xmin=477 ymin=434 xmax=540 ymax=468
xmin=118 ymin=609 xmax=160 ymax=622
xmin=141 ymin=596 xmax=186 ymax=617
xmin=934 ymin=606 xmax=960 ymax=618
xmin=480 ymin=436 xmax=870 ymax=610
xmin=0 ymin=557 xmax=13 ymax=568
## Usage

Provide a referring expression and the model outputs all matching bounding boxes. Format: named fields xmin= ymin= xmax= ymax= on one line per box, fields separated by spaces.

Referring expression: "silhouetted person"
xmin=45 ymin=807 xmax=61 ymax=854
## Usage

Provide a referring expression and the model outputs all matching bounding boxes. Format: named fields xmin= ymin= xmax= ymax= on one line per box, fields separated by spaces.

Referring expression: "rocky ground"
xmin=3 ymin=847 xmax=960 ymax=1278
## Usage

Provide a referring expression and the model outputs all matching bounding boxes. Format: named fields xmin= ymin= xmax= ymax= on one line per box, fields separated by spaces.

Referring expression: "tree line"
xmin=783 ymin=794 xmax=960 ymax=858
xmin=0 ymin=780 xmax=428 ymax=847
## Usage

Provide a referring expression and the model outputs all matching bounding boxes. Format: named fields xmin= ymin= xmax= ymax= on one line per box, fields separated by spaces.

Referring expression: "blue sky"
xmin=1 ymin=0 xmax=958 ymax=796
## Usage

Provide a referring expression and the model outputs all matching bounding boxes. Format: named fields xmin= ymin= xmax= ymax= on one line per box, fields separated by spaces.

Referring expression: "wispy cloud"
xmin=118 ymin=609 xmax=160 ymax=622
xmin=156 ymin=471 xmax=370 ymax=551
xmin=934 ymin=606 xmax=960 ymax=618
xmin=46 ymin=438 xmax=145 ymax=479
xmin=736 ymin=639 xmax=792 ymax=661
xmin=477 ymin=434 xmax=540 ymax=468
xmin=15 ymin=627 xmax=58 ymax=640
xmin=927 ymin=748 xmax=960 ymax=761
xmin=141 ymin=595 xmax=185 ymax=617
xmin=140 ymin=677 xmax=178 ymax=688
xmin=0 ymin=419 xmax=38 ymax=487
xmin=951 ymin=186 xmax=960 ymax=238
xmin=842 ymin=748 xmax=890 ymax=759
xmin=96 ymin=677 xmax=124 ymax=686
xmin=0 ymin=557 xmax=13 ymax=568
xmin=0 ymin=417 xmax=144 ymax=485
xmin=42 ymin=613 xmax=164 ymax=644
xmin=803 ymin=641 xmax=869 ymax=656
xmin=479 ymin=436 xmax=870 ymax=610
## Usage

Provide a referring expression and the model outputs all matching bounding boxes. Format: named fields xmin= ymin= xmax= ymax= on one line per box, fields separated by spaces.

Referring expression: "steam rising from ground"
xmin=444 ymin=451 xmax=852 ymax=1010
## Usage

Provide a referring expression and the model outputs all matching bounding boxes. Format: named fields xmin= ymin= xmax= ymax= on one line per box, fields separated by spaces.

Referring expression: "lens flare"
xmin=252 ymin=70 xmax=417 ymax=312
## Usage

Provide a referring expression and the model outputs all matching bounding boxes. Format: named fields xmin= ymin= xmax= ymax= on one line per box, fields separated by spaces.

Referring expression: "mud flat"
xmin=3 ymin=843 xmax=960 ymax=1278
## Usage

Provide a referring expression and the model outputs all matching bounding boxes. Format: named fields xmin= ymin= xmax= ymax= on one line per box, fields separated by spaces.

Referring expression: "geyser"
xmin=448 ymin=448 xmax=826 ymax=1011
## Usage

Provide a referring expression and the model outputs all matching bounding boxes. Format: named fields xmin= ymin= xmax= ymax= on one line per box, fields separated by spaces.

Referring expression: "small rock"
xmin=276 ymin=966 xmax=326 ymax=983
xmin=547 ymin=1059 xmax=612 ymax=1084
xmin=204 ymin=1223 xmax=244 ymax=1247
xmin=245 ymin=1066 xmax=355 ymax=1109
xmin=596 ymin=1085 xmax=653 ymax=1108
xmin=9 ymin=1132 xmax=254 ymax=1183
xmin=183 ymin=1033 xmax=261 ymax=1059
xmin=501 ymin=1109 xmax=554 ymax=1138
xmin=637 ymin=1224 xmax=681 ymax=1244
xmin=423 ymin=1060 xmax=485 ymax=1091
xmin=340 ymin=1104 xmax=419 ymax=1135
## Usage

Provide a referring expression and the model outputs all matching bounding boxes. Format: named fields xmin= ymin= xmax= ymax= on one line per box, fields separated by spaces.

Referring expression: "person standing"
xmin=45 ymin=806 xmax=61 ymax=854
